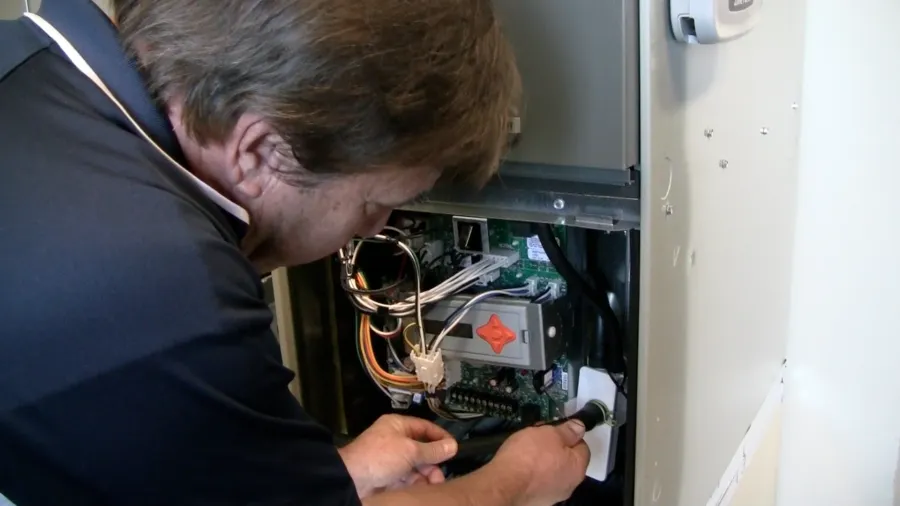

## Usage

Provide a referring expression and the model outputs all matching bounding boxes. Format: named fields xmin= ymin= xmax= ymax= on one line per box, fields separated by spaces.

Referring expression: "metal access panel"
xmin=493 ymin=0 xmax=639 ymax=174
xmin=422 ymin=296 xmax=565 ymax=369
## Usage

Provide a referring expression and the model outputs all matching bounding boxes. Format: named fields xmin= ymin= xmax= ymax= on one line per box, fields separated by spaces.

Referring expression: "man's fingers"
xmin=413 ymin=439 xmax=458 ymax=465
xmin=556 ymin=420 xmax=587 ymax=447
xmin=418 ymin=464 xmax=445 ymax=485
xmin=404 ymin=473 xmax=427 ymax=487
xmin=398 ymin=416 xmax=454 ymax=443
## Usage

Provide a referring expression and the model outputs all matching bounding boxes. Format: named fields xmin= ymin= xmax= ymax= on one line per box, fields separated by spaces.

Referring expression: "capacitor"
xmin=532 ymin=367 xmax=555 ymax=394
xmin=490 ymin=368 xmax=517 ymax=391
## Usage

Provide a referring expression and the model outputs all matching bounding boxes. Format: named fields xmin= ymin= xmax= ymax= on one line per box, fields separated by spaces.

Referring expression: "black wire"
xmin=535 ymin=224 xmax=628 ymax=397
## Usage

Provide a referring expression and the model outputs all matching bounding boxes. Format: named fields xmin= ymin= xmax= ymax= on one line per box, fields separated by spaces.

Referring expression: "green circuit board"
xmin=422 ymin=216 xmax=568 ymax=296
xmin=445 ymin=356 xmax=572 ymax=422
xmin=414 ymin=215 xmax=572 ymax=422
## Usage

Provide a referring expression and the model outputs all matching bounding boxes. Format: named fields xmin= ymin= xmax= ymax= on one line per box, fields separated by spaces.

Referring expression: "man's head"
xmin=112 ymin=0 xmax=521 ymax=270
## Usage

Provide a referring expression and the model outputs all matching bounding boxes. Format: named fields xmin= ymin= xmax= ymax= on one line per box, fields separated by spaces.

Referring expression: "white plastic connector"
xmin=525 ymin=277 xmax=541 ymax=297
xmin=485 ymin=248 xmax=520 ymax=268
xmin=444 ymin=359 xmax=462 ymax=387
xmin=410 ymin=349 xmax=445 ymax=390
xmin=420 ymin=240 xmax=444 ymax=266
xmin=387 ymin=387 xmax=413 ymax=410
xmin=475 ymin=271 xmax=501 ymax=286
xmin=547 ymin=280 xmax=563 ymax=299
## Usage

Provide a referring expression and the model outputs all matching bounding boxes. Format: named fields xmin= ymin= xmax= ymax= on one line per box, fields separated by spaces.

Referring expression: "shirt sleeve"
xmin=0 ymin=204 xmax=360 ymax=506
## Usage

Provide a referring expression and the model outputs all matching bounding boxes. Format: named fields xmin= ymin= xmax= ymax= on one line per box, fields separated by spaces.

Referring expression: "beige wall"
xmin=730 ymin=411 xmax=782 ymax=506
xmin=0 ymin=0 xmax=24 ymax=19
xmin=777 ymin=0 xmax=900 ymax=505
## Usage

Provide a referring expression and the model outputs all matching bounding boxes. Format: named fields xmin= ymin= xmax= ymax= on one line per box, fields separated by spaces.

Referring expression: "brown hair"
xmin=112 ymin=0 xmax=521 ymax=186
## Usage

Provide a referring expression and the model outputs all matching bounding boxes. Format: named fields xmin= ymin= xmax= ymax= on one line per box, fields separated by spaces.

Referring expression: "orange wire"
xmin=355 ymin=272 xmax=422 ymax=388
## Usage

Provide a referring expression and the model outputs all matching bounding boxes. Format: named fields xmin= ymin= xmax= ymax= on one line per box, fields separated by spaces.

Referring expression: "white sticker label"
xmin=561 ymin=371 xmax=569 ymax=391
xmin=543 ymin=370 xmax=554 ymax=389
xmin=526 ymin=236 xmax=550 ymax=262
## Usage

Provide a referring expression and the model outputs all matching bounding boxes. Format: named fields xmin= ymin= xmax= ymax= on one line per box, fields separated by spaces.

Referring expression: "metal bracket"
xmin=405 ymin=171 xmax=641 ymax=232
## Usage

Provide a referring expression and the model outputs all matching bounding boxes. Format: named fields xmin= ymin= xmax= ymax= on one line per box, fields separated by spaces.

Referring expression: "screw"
xmin=547 ymin=326 xmax=557 ymax=338
xmin=662 ymin=203 xmax=674 ymax=216
xmin=719 ymin=159 xmax=729 ymax=169
xmin=704 ymin=128 xmax=714 ymax=139
xmin=552 ymin=198 xmax=566 ymax=210
xmin=760 ymin=127 xmax=769 ymax=135
xmin=791 ymin=102 xmax=799 ymax=110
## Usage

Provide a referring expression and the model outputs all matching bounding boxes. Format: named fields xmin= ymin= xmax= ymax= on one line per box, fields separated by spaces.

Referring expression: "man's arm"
xmin=0 ymin=211 xmax=360 ymax=505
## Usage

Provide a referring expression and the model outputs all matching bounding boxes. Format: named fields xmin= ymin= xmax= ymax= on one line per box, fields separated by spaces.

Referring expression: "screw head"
xmin=547 ymin=326 xmax=557 ymax=338
xmin=704 ymin=128 xmax=714 ymax=139
xmin=760 ymin=127 xmax=769 ymax=135
xmin=552 ymin=198 xmax=566 ymax=210
xmin=662 ymin=203 xmax=674 ymax=216
xmin=791 ymin=102 xmax=799 ymax=110
xmin=719 ymin=159 xmax=729 ymax=169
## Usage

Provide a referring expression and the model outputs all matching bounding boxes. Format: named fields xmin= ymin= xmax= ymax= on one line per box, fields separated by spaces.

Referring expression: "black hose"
xmin=535 ymin=225 xmax=611 ymax=316
xmin=535 ymin=225 xmax=627 ymax=386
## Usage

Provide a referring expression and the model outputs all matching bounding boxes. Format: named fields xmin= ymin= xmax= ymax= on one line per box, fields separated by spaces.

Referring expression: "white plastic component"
xmin=420 ymin=240 xmax=445 ymax=266
xmin=387 ymin=387 xmax=413 ymax=410
xmin=475 ymin=271 xmax=501 ymax=287
xmin=410 ymin=349 xmax=445 ymax=389
xmin=525 ymin=277 xmax=541 ymax=297
xmin=485 ymin=248 xmax=520 ymax=268
xmin=568 ymin=367 xmax=619 ymax=482
xmin=444 ymin=359 xmax=463 ymax=387
xmin=547 ymin=281 xmax=563 ymax=299
xmin=670 ymin=0 xmax=762 ymax=44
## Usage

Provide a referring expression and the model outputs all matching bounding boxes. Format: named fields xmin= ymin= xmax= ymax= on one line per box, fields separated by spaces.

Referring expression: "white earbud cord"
xmin=23 ymin=13 xmax=250 ymax=224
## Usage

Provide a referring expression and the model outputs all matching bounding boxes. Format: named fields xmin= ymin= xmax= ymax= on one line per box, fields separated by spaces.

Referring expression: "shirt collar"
xmin=37 ymin=0 xmax=184 ymax=160
xmin=35 ymin=0 xmax=250 ymax=235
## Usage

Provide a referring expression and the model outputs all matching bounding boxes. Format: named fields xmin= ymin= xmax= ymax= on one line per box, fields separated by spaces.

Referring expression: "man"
xmin=0 ymin=1 xmax=590 ymax=505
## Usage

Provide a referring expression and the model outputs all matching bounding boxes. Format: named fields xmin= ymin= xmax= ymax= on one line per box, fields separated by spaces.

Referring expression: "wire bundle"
xmin=353 ymin=272 xmax=425 ymax=396
xmin=339 ymin=234 xmax=508 ymax=350
xmin=339 ymin=233 xmax=510 ymax=400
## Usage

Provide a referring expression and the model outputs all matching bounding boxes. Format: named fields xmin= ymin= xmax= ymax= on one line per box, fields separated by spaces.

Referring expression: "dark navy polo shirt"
xmin=0 ymin=1 xmax=358 ymax=505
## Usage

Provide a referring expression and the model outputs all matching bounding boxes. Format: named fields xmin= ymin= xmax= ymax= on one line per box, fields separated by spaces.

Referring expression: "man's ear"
xmin=225 ymin=114 xmax=282 ymax=199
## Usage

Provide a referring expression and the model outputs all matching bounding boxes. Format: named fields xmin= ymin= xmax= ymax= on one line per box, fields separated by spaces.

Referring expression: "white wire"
xmin=342 ymin=239 xmax=507 ymax=318
xmin=369 ymin=317 xmax=402 ymax=337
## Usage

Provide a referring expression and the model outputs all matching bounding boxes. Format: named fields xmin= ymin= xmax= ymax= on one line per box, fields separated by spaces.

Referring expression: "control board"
xmin=444 ymin=357 xmax=572 ymax=423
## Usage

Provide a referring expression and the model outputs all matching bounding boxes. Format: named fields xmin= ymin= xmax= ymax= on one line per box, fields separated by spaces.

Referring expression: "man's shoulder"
xmin=0 ymin=46 xmax=243 ymax=241
xmin=0 ymin=48 xmax=263 ymax=408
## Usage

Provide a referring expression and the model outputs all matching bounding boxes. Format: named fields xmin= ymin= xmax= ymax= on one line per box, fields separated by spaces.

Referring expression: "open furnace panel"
xmin=294 ymin=2 xmax=641 ymax=505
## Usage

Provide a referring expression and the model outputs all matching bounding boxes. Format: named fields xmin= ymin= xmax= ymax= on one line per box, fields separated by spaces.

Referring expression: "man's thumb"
xmin=415 ymin=438 xmax=458 ymax=465
xmin=557 ymin=419 xmax=587 ymax=447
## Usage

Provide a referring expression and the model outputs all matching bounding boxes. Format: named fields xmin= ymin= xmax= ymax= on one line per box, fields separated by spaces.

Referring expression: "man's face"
xmin=246 ymin=166 xmax=441 ymax=270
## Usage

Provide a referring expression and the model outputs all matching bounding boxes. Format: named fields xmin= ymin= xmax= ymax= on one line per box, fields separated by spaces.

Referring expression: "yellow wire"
xmin=402 ymin=322 xmax=419 ymax=352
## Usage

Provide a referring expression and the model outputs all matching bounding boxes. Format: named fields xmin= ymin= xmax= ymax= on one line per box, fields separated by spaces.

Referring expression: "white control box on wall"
xmin=670 ymin=0 xmax=763 ymax=44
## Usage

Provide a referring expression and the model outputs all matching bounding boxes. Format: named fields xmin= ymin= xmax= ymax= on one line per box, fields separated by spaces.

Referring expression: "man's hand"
xmin=338 ymin=414 xmax=458 ymax=498
xmin=359 ymin=419 xmax=590 ymax=506
xmin=486 ymin=420 xmax=590 ymax=506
